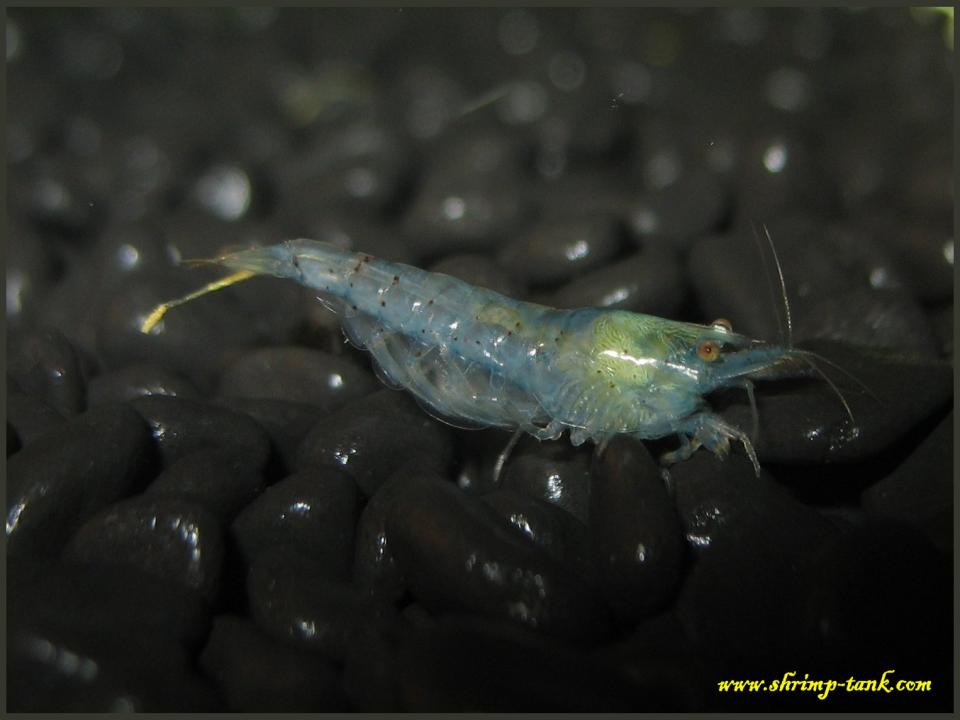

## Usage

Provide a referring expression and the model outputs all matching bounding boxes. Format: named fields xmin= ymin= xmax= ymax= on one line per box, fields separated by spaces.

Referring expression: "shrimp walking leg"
xmin=493 ymin=428 xmax=524 ymax=485
xmin=662 ymin=412 xmax=761 ymax=476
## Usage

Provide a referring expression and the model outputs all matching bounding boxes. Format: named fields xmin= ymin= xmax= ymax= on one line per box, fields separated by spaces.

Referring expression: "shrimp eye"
xmin=697 ymin=339 xmax=721 ymax=361
xmin=711 ymin=318 xmax=733 ymax=333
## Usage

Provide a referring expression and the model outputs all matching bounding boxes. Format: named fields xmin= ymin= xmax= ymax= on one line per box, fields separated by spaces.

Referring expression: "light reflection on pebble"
xmin=762 ymin=142 xmax=788 ymax=173
xmin=195 ymin=165 xmax=252 ymax=221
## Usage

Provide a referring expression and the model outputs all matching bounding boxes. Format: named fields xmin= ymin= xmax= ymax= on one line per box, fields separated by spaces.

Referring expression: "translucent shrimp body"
xmin=151 ymin=240 xmax=807 ymax=474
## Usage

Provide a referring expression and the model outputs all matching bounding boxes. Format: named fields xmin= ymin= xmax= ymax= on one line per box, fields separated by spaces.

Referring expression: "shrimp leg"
xmin=663 ymin=412 xmax=761 ymax=475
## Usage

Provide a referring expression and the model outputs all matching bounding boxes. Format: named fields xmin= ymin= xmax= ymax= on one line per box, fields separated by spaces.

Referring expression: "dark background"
xmin=6 ymin=7 xmax=954 ymax=712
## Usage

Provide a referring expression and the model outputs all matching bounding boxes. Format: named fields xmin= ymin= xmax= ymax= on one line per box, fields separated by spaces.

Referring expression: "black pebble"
xmin=130 ymin=395 xmax=272 ymax=471
xmin=589 ymin=437 xmax=685 ymax=623
xmin=7 ymin=403 xmax=153 ymax=557
xmin=385 ymin=473 xmax=612 ymax=641
xmin=64 ymin=496 xmax=226 ymax=603
xmin=296 ymin=388 xmax=455 ymax=497
xmin=232 ymin=468 xmax=361 ymax=580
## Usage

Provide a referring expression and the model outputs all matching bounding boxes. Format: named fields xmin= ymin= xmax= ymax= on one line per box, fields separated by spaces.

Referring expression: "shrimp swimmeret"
xmin=141 ymin=239 xmax=845 ymax=477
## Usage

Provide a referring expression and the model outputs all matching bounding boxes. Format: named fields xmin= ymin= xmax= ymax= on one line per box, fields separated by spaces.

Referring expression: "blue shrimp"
xmin=141 ymin=239 xmax=847 ymax=476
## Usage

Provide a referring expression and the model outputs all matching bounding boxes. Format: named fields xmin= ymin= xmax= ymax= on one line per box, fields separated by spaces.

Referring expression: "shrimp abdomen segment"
xmin=228 ymin=240 xmax=556 ymax=432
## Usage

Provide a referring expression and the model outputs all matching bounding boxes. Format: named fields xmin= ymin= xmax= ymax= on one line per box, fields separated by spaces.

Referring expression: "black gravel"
xmin=6 ymin=7 xmax=954 ymax=712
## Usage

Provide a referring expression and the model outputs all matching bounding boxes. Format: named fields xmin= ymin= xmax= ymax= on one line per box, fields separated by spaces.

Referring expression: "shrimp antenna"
xmin=750 ymin=221 xmax=785 ymax=347
xmin=457 ymin=83 xmax=515 ymax=118
xmin=797 ymin=354 xmax=857 ymax=427
xmin=790 ymin=348 xmax=880 ymax=403
xmin=140 ymin=269 xmax=256 ymax=334
xmin=762 ymin=223 xmax=793 ymax=349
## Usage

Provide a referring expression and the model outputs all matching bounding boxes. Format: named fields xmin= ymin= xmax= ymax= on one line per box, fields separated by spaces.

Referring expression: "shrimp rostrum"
xmin=142 ymin=239 xmax=835 ymax=477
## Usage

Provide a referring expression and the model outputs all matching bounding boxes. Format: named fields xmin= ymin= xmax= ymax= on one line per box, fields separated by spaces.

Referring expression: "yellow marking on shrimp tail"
xmin=139 ymin=269 xmax=256 ymax=334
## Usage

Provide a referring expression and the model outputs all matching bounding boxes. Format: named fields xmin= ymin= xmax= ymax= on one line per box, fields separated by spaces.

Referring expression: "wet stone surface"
xmin=385 ymin=473 xmax=612 ymax=642
xmin=218 ymin=346 xmax=378 ymax=411
xmin=497 ymin=214 xmax=622 ymax=286
xmin=64 ymin=496 xmax=227 ymax=602
xmin=296 ymin=389 xmax=456 ymax=497
xmin=588 ymin=438 xmax=685 ymax=624
xmin=7 ymin=403 xmax=154 ymax=558
xmin=6 ymin=7 xmax=953 ymax=712
xmin=232 ymin=468 xmax=361 ymax=580
xmin=143 ymin=447 xmax=267 ymax=524
xmin=87 ymin=363 xmax=201 ymax=405
xmin=501 ymin=439 xmax=594 ymax=525
xmin=8 ymin=559 xmax=218 ymax=712
xmin=130 ymin=396 xmax=272 ymax=471
xmin=247 ymin=548 xmax=400 ymax=664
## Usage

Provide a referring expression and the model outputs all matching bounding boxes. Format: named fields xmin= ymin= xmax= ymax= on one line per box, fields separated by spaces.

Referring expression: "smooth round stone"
xmin=548 ymin=250 xmax=685 ymax=318
xmin=854 ymin=210 xmax=954 ymax=304
xmin=296 ymin=389 xmax=455 ymax=497
xmin=794 ymin=287 xmax=939 ymax=356
xmin=7 ymin=378 xmax=68 ymax=449
xmin=588 ymin=437 xmax=685 ymax=623
xmin=428 ymin=253 xmax=523 ymax=298
xmin=8 ymin=327 xmax=87 ymax=416
xmin=212 ymin=397 xmax=327 ymax=476
xmin=395 ymin=615 xmax=641 ymax=711
xmin=496 ymin=214 xmax=622 ymax=287
xmin=232 ymin=468 xmax=360 ymax=580
xmin=717 ymin=339 xmax=953 ymax=465
xmin=501 ymin=438 xmax=593 ymax=525
xmin=247 ymin=549 xmax=400 ymax=663
xmin=130 ymin=396 xmax=272 ymax=471
xmin=673 ymin=457 xmax=849 ymax=675
xmin=7 ymin=403 xmax=152 ymax=558
xmin=64 ymin=496 xmax=226 ymax=602
xmin=218 ymin=346 xmax=377 ymax=411
xmin=734 ymin=131 xmax=830 ymax=220
xmin=481 ymin=488 xmax=590 ymax=577
xmin=8 ymin=559 xmax=219 ymax=712
xmin=90 ymin=219 xmax=178 ymax=282
xmin=14 ymin=157 xmax=104 ymax=237
xmin=671 ymin=450 xmax=837 ymax=555
xmin=273 ymin=118 xmax=410 ymax=215
xmin=402 ymin=166 xmax=529 ymax=256
xmin=200 ymin=615 xmax=348 ymax=712
xmin=144 ymin=448 xmax=267 ymax=524
xmin=9 ymin=558 xmax=212 ymax=652
xmin=87 ymin=364 xmax=200 ymax=405
xmin=626 ymin=170 xmax=728 ymax=252
xmin=352 ymin=470 xmax=422 ymax=603
xmin=385 ymin=474 xmax=611 ymax=641
xmin=861 ymin=411 xmax=952 ymax=554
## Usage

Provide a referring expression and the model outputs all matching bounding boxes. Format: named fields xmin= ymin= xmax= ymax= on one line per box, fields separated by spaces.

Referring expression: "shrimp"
xmin=140 ymin=239 xmax=837 ymax=477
